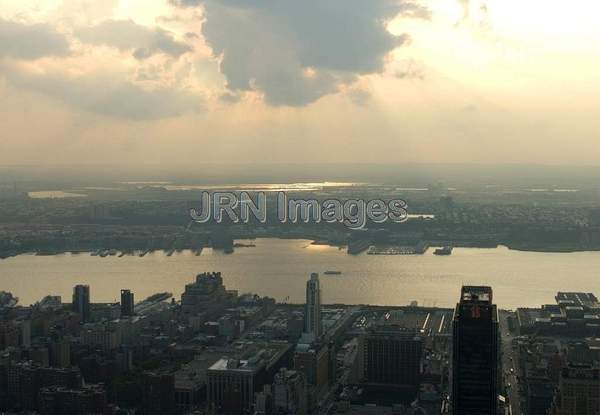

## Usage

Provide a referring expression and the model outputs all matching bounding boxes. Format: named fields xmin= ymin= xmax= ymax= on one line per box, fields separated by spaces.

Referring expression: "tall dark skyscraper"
xmin=452 ymin=286 xmax=499 ymax=415
xmin=120 ymin=289 xmax=134 ymax=317
xmin=363 ymin=327 xmax=422 ymax=389
xmin=304 ymin=273 xmax=322 ymax=339
xmin=72 ymin=285 xmax=90 ymax=323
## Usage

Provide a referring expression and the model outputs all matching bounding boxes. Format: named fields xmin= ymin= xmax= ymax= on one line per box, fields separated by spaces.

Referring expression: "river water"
xmin=0 ymin=239 xmax=598 ymax=309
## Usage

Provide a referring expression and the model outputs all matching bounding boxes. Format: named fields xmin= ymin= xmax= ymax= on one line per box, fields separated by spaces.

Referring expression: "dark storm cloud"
xmin=75 ymin=19 xmax=192 ymax=60
xmin=0 ymin=19 xmax=70 ymax=60
xmin=3 ymin=67 xmax=203 ymax=120
xmin=172 ymin=0 xmax=428 ymax=106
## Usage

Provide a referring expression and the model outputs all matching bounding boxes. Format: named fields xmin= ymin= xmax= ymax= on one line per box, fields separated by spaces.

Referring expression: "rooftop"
xmin=209 ymin=358 xmax=258 ymax=372
xmin=460 ymin=286 xmax=493 ymax=304
xmin=556 ymin=292 xmax=600 ymax=310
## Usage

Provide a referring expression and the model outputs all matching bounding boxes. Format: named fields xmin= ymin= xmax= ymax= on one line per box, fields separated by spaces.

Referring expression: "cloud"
xmin=173 ymin=0 xmax=428 ymax=106
xmin=170 ymin=0 xmax=203 ymax=7
xmin=458 ymin=0 xmax=470 ymax=18
xmin=394 ymin=59 xmax=426 ymax=80
xmin=3 ymin=66 xmax=203 ymax=120
xmin=75 ymin=19 xmax=192 ymax=60
xmin=347 ymin=88 xmax=372 ymax=106
xmin=0 ymin=19 xmax=70 ymax=60
xmin=219 ymin=91 xmax=241 ymax=104
xmin=456 ymin=0 xmax=489 ymax=25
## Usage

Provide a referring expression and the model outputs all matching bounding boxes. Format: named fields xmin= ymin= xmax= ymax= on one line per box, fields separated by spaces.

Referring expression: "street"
xmin=499 ymin=310 xmax=523 ymax=415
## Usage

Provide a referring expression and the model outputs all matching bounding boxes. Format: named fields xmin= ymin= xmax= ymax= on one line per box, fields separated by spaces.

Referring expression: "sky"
xmin=0 ymin=0 xmax=599 ymax=166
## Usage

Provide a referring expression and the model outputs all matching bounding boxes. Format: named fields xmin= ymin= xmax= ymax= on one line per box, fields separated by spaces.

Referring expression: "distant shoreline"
xmin=3 ymin=237 xmax=600 ymax=260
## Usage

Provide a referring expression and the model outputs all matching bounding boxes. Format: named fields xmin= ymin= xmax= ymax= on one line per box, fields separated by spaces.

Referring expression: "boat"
xmin=368 ymin=243 xmax=429 ymax=255
xmin=233 ymin=242 xmax=256 ymax=248
xmin=324 ymin=271 xmax=342 ymax=276
xmin=434 ymin=246 xmax=453 ymax=256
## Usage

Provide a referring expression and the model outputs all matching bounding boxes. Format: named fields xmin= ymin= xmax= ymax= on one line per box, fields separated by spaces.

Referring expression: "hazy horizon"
xmin=5 ymin=162 xmax=600 ymax=190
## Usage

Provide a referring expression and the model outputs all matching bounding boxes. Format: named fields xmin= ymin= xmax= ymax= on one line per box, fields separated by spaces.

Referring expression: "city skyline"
xmin=1 ymin=1 xmax=600 ymax=413
xmin=3 ymin=271 xmax=598 ymax=414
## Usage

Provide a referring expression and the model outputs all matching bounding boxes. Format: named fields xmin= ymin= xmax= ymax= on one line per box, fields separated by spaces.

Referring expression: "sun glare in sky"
xmin=0 ymin=0 xmax=599 ymax=165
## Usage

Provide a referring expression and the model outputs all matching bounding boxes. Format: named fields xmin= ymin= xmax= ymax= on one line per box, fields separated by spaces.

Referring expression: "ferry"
xmin=434 ymin=246 xmax=453 ymax=256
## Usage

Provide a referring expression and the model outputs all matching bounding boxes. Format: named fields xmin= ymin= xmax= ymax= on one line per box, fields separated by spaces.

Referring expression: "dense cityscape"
xmin=0 ymin=269 xmax=598 ymax=414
